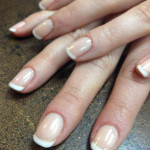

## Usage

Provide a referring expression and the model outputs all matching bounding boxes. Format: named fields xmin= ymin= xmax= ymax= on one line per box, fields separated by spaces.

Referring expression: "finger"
xmin=8 ymin=21 xmax=101 ymax=93
xmin=9 ymin=11 xmax=55 ymax=37
xmin=66 ymin=1 xmax=150 ymax=62
xmin=136 ymin=53 xmax=150 ymax=78
xmin=39 ymin=0 xmax=74 ymax=11
xmin=90 ymin=35 xmax=150 ymax=150
xmin=32 ymin=0 xmax=143 ymax=40
xmin=33 ymin=45 xmax=124 ymax=148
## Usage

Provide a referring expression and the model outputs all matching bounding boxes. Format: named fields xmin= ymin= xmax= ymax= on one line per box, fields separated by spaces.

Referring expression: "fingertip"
xmin=8 ymin=82 xmax=25 ymax=92
xmin=136 ymin=65 xmax=148 ymax=78
xmin=32 ymin=29 xmax=42 ymax=40
xmin=33 ymin=134 xmax=55 ymax=148
xmin=39 ymin=1 xmax=46 ymax=10
xmin=9 ymin=27 xmax=16 ymax=33
xmin=91 ymin=142 xmax=102 ymax=150
xmin=66 ymin=47 xmax=76 ymax=60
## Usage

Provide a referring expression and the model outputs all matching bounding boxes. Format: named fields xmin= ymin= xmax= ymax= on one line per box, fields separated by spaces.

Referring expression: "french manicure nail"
xmin=9 ymin=21 xmax=25 ymax=32
xmin=137 ymin=59 xmax=150 ymax=78
xmin=91 ymin=125 xmax=118 ymax=150
xmin=33 ymin=113 xmax=64 ymax=148
xmin=66 ymin=37 xmax=92 ymax=60
xmin=32 ymin=19 xmax=53 ymax=40
xmin=9 ymin=68 xmax=34 ymax=91
xmin=39 ymin=0 xmax=54 ymax=10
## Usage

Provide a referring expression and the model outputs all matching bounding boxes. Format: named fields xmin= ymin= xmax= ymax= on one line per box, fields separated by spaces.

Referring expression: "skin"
xmin=13 ymin=0 xmax=144 ymax=38
xmin=27 ymin=0 xmax=150 ymax=65
xmin=42 ymin=0 xmax=75 ymax=10
xmin=9 ymin=10 xmax=150 ymax=149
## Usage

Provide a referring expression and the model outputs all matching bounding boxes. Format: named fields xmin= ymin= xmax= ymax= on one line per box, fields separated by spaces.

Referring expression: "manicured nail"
xmin=66 ymin=37 xmax=92 ymax=60
xmin=9 ymin=68 xmax=34 ymax=91
xmin=9 ymin=21 xmax=25 ymax=32
xmin=33 ymin=113 xmax=64 ymax=148
xmin=39 ymin=0 xmax=54 ymax=10
xmin=137 ymin=59 xmax=150 ymax=78
xmin=32 ymin=19 xmax=53 ymax=40
xmin=91 ymin=125 xmax=118 ymax=150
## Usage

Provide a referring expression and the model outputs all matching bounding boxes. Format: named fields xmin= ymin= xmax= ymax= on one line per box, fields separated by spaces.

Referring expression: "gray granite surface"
xmin=0 ymin=0 xmax=150 ymax=149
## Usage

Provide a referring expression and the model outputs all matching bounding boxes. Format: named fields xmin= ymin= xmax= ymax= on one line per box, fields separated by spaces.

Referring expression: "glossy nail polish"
xmin=137 ymin=58 xmax=150 ymax=78
xmin=33 ymin=113 xmax=64 ymax=148
xmin=9 ymin=21 xmax=25 ymax=32
xmin=39 ymin=0 xmax=54 ymax=10
xmin=91 ymin=125 xmax=118 ymax=150
xmin=9 ymin=68 xmax=34 ymax=91
xmin=66 ymin=37 xmax=92 ymax=59
xmin=32 ymin=19 xmax=53 ymax=40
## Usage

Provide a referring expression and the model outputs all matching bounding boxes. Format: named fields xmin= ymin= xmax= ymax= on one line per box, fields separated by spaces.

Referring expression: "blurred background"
xmin=0 ymin=0 xmax=150 ymax=149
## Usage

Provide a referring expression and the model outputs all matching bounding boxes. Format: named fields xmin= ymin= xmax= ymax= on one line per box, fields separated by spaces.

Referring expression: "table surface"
xmin=0 ymin=0 xmax=150 ymax=150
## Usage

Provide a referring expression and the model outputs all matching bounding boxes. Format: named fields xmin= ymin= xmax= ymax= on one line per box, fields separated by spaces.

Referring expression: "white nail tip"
xmin=32 ymin=29 xmax=42 ymax=40
xmin=9 ymin=28 xmax=16 ymax=32
xmin=33 ymin=134 xmax=55 ymax=148
xmin=49 ymin=11 xmax=55 ymax=16
xmin=66 ymin=47 xmax=76 ymax=60
xmin=91 ymin=142 xmax=103 ymax=150
xmin=9 ymin=82 xmax=24 ymax=91
xmin=137 ymin=65 xmax=148 ymax=77
xmin=39 ymin=2 xmax=46 ymax=10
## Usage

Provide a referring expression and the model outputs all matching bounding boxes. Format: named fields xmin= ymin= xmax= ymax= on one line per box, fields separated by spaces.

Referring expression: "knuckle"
xmin=113 ymin=101 xmax=134 ymax=122
xmin=64 ymin=5 xmax=76 ymax=21
xmin=69 ymin=28 xmax=86 ymax=40
xmin=88 ymin=54 xmax=113 ymax=72
xmin=58 ymin=85 xmax=84 ymax=110
xmin=56 ymin=5 xmax=76 ymax=28
xmin=135 ymin=2 xmax=150 ymax=23
xmin=102 ymin=26 xmax=116 ymax=44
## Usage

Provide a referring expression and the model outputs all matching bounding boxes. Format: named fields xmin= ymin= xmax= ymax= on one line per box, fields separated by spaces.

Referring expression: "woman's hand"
xmin=9 ymin=11 xmax=150 ymax=149
xmin=9 ymin=0 xmax=150 ymax=64
xmin=10 ymin=0 xmax=144 ymax=39
xmin=65 ymin=1 xmax=150 ymax=62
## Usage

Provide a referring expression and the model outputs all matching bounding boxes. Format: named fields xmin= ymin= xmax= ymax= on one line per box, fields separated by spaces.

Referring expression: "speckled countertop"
xmin=0 ymin=0 xmax=150 ymax=150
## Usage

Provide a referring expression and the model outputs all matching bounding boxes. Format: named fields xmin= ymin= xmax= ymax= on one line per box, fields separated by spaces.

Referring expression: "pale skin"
xmin=8 ymin=0 xmax=150 ymax=149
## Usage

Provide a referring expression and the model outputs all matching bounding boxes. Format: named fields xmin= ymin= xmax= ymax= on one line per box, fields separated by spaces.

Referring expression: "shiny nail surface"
xmin=137 ymin=58 xmax=150 ymax=78
xmin=9 ymin=21 xmax=25 ymax=32
xmin=33 ymin=113 xmax=64 ymax=148
xmin=91 ymin=125 xmax=118 ymax=150
xmin=39 ymin=0 xmax=54 ymax=10
xmin=32 ymin=19 xmax=53 ymax=40
xmin=66 ymin=37 xmax=92 ymax=59
xmin=9 ymin=68 xmax=34 ymax=91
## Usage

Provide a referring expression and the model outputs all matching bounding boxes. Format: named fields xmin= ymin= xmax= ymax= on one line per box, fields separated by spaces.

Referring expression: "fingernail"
xmin=32 ymin=19 xmax=53 ymax=40
xmin=9 ymin=68 xmax=34 ymax=91
xmin=33 ymin=113 xmax=64 ymax=148
xmin=9 ymin=21 xmax=25 ymax=32
xmin=137 ymin=59 xmax=150 ymax=78
xmin=39 ymin=0 xmax=54 ymax=10
xmin=91 ymin=125 xmax=118 ymax=150
xmin=66 ymin=37 xmax=92 ymax=60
